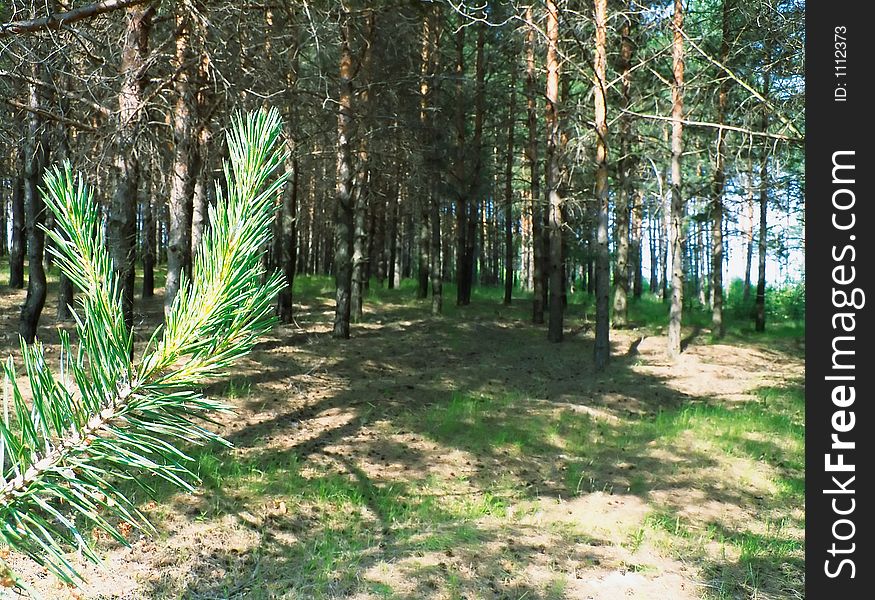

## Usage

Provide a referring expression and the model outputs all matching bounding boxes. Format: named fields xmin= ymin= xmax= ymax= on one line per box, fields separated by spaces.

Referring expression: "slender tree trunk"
xmin=453 ymin=24 xmax=468 ymax=306
xmin=333 ymin=12 xmax=355 ymax=339
xmin=430 ymin=184 xmax=442 ymax=315
xmin=711 ymin=0 xmax=730 ymax=338
xmin=142 ymin=178 xmax=155 ymax=298
xmin=278 ymin=146 xmax=299 ymax=323
xmin=612 ymin=6 xmax=634 ymax=328
xmin=593 ymin=0 xmax=610 ymax=366
xmin=0 ymin=176 xmax=6 ymax=258
xmin=351 ymin=152 xmax=370 ymax=316
xmin=277 ymin=24 xmax=300 ymax=322
xmin=20 ymin=66 xmax=48 ymax=343
xmin=631 ymin=190 xmax=643 ymax=298
xmin=110 ymin=2 xmax=154 ymax=332
xmin=710 ymin=19 xmax=731 ymax=338
xmin=503 ymin=67 xmax=517 ymax=305
xmin=648 ymin=205 xmax=658 ymax=293
xmin=464 ymin=23 xmax=485 ymax=304
xmin=351 ymin=12 xmax=375 ymax=320
xmin=417 ymin=199 xmax=430 ymax=298
xmin=660 ymin=200 xmax=669 ymax=301
xmin=165 ymin=11 xmax=195 ymax=315
xmin=52 ymin=101 xmax=75 ymax=320
xmin=755 ymin=86 xmax=770 ymax=331
xmin=743 ymin=161 xmax=755 ymax=302
xmin=545 ymin=0 xmax=564 ymax=343
xmin=10 ymin=140 xmax=26 ymax=289
xmin=667 ymin=0 xmax=685 ymax=358
xmin=524 ymin=7 xmax=545 ymax=323
xmin=387 ymin=159 xmax=399 ymax=289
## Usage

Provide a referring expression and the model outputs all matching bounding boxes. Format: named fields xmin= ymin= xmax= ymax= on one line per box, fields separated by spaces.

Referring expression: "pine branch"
xmin=0 ymin=0 xmax=152 ymax=39
xmin=0 ymin=108 xmax=288 ymax=590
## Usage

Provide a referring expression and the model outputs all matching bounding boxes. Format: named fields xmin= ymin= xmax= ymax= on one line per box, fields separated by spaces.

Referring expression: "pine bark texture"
xmin=545 ymin=0 xmax=564 ymax=343
xmin=593 ymin=0 xmax=610 ymax=367
xmin=333 ymin=13 xmax=355 ymax=339
xmin=667 ymin=0 xmax=685 ymax=359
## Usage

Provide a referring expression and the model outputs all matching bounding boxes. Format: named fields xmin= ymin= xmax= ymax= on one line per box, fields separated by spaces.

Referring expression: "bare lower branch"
xmin=0 ymin=69 xmax=112 ymax=116
xmin=2 ymin=97 xmax=97 ymax=131
xmin=0 ymin=0 xmax=151 ymax=38
xmin=620 ymin=108 xmax=803 ymax=144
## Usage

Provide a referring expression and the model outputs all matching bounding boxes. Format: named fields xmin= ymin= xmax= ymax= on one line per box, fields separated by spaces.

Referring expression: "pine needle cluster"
xmin=0 ymin=109 xmax=288 ymax=591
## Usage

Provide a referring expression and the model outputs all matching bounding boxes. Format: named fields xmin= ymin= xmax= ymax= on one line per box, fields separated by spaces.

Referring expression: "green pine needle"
xmin=0 ymin=108 xmax=288 ymax=590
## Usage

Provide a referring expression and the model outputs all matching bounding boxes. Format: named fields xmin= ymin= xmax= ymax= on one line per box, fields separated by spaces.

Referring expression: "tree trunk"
xmin=165 ymin=11 xmax=195 ymax=315
xmin=754 ymin=44 xmax=771 ymax=332
xmin=710 ymin=31 xmax=731 ymax=339
xmin=351 ymin=12 xmax=375 ymax=320
xmin=667 ymin=0 xmax=685 ymax=358
xmin=711 ymin=0 xmax=729 ymax=338
xmin=612 ymin=6 xmax=634 ymax=328
xmin=630 ymin=190 xmax=643 ymax=298
xmin=503 ymin=67 xmax=517 ymax=305
xmin=743 ymin=161 xmax=755 ymax=302
xmin=545 ymin=0 xmax=564 ymax=343
xmin=387 ymin=160 xmax=399 ymax=289
xmin=430 ymin=184 xmax=443 ymax=315
xmin=277 ymin=146 xmax=299 ymax=323
xmin=593 ymin=0 xmax=610 ymax=367
xmin=110 ymin=2 xmax=154 ymax=332
xmin=53 ymin=102 xmax=75 ymax=321
xmin=333 ymin=12 xmax=355 ymax=339
xmin=525 ymin=7 xmax=545 ymax=323
xmin=142 ymin=178 xmax=155 ymax=298
xmin=10 ymin=152 xmax=26 ymax=289
xmin=0 ymin=175 xmax=6 ymax=258
xmin=277 ymin=22 xmax=300 ymax=323
xmin=351 ymin=160 xmax=369 ymax=319
xmin=19 ymin=67 xmax=48 ymax=343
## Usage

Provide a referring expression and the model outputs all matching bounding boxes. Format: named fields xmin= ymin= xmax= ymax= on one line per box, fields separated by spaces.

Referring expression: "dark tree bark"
xmin=387 ymin=157 xmax=399 ymax=289
xmin=277 ymin=20 xmax=300 ymax=323
xmin=351 ymin=12 xmax=375 ymax=320
xmin=503 ymin=67 xmax=517 ymax=306
xmin=630 ymin=189 xmax=643 ymax=298
xmin=462 ymin=22 xmax=486 ymax=304
xmin=754 ymin=41 xmax=771 ymax=333
xmin=451 ymin=24 xmax=470 ymax=306
xmin=743 ymin=160 xmax=755 ymax=302
xmin=0 ymin=174 xmax=7 ymax=258
xmin=648 ymin=204 xmax=658 ymax=294
xmin=142 ymin=179 xmax=155 ymax=298
xmin=709 ymin=0 xmax=730 ymax=337
xmin=333 ymin=12 xmax=355 ymax=339
xmin=10 ymin=152 xmax=26 ymax=289
xmin=593 ymin=0 xmax=610 ymax=367
xmin=110 ymin=2 xmax=154 ymax=332
xmin=165 ymin=11 xmax=195 ymax=315
xmin=277 ymin=143 xmax=299 ymax=323
xmin=545 ymin=0 xmax=564 ymax=343
xmin=667 ymin=0 xmax=685 ymax=358
xmin=53 ymin=99 xmax=75 ymax=321
xmin=612 ymin=6 xmax=635 ymax=328
xmin=525 ymin=8 xmax=544 ymax=323
xmin=20 ymin=66 xmax=49 ymax=343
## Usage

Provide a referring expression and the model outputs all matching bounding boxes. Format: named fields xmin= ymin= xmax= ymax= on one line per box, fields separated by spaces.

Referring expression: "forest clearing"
xmin=1 ymin=274 xmax=804 ymax=599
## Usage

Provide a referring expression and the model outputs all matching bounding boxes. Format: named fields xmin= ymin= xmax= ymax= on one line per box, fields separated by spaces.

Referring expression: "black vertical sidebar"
xmin=806 ymin=1 xmax=871 ymax=597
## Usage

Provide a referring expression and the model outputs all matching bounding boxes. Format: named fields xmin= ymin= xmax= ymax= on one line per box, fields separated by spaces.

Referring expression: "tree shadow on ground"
xmin=0 ymin=281 xmax=804 ymax=598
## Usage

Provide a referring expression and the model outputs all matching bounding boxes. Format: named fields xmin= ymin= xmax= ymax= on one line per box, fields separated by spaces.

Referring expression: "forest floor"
xmin=1 ymin=276 xmax=804 ymax=600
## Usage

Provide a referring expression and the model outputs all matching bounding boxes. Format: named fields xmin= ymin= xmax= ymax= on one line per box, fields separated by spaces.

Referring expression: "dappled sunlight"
xmin=0 ymin=278 xmax=803 ymax=598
